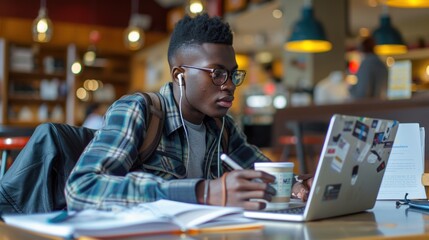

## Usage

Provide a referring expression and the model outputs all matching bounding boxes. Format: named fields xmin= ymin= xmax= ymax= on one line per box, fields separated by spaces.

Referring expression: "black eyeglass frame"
xmin=396 ymin=193 xmax=429 ymax=211
xmin=180 ymin=65 xmax=246 ymax=86
xmin=396 ymin=193 xmax=410 ymax=208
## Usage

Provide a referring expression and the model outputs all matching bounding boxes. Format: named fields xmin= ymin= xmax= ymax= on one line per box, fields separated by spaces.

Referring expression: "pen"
xmin=47 ymin=210 xmax=78 ymax=223
xmin=220 ymin=154 xmax=243 ymax=170
xmin=220 ymin=154 xmax=263 ymax=183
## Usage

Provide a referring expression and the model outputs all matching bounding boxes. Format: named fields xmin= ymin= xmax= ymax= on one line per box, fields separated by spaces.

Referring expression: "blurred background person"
xmin=314 ymin=70 xmax=350 ymax=105
xmin=82 ymin=103 xmax=105 ymax=130
xmin=349 ymin=36 xmax=388 ymax=100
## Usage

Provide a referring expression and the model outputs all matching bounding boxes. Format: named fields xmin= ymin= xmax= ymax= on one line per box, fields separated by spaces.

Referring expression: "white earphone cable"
xmin=178 ymin=80 xmax=190 ymax=177
xmin=217 ymin=117 xmax=225 ymax=178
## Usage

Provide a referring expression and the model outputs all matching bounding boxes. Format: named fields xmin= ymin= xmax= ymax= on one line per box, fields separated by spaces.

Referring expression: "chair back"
xmin=0 ymin=127 xmax=34 ymax=180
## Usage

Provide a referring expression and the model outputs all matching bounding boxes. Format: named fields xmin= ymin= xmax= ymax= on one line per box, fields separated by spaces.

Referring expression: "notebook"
xmin=245 ymin=114 xmax=399 ymax=222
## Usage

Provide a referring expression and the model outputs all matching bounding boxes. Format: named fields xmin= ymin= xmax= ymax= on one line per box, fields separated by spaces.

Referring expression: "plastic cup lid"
xmin=254 ymin=162 xmax=294 ymax=168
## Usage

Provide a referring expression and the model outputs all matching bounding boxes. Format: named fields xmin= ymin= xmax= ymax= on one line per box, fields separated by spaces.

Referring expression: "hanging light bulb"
xmin=373 ymin=5 xmax=407 ymax=55
xmin=32 ymin=0 xmax=53 ymax=43
xmin=285 ymin=0 xmax=332 ymax=53
xmin=124 ymin=15 xmax=145 ymax=50
xmin=188 ymin=0 xmax=204 ymax=15
xmin=124 ymin=0 xmax=151 ymax=51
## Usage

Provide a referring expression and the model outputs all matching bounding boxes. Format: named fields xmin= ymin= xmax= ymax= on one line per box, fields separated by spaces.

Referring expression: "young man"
xmin=66 ymin=14 xmax=311 ymax=211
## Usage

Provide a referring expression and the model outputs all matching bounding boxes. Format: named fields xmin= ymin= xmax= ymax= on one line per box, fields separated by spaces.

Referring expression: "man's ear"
xmin=172 ymin=68 xmax=184 ymax=86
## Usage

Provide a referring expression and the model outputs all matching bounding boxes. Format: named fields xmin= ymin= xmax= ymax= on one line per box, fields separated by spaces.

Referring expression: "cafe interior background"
xmin=1 ymin=0 xmax=429 ymax=167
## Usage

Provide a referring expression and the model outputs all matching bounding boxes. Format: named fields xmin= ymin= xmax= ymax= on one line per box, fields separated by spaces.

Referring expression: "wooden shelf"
xmin=8 ymin=95 xmax=67 ymax=103
xmin=1 ymin=40 xmax=73 ymax=127
xmin=9 ymin=70 xmax=66 ymax=80
xmin=1 ymin=39 xmax=132 ymax=126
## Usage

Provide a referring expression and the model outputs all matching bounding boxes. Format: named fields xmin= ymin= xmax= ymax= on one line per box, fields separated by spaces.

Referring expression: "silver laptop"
xmin=245 ymin=114 xmax=399 ymax=221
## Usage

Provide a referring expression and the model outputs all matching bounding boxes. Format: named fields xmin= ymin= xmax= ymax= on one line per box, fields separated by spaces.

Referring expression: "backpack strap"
xmin=214 ymin=118 xmax=229 ymax=154
xmin=138 ymin=92 xmax=165 ymax=162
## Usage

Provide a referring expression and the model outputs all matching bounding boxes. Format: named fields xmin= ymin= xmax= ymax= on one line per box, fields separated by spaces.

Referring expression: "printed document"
xmin=377 ymin=123 xmax=426 ymax=200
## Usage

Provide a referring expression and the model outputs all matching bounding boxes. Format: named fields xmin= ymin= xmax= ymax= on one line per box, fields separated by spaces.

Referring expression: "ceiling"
xmin=1 ymin=0 xmax=429 ymax=54
xmin=0 ymin=0 xmax=175 ymax=32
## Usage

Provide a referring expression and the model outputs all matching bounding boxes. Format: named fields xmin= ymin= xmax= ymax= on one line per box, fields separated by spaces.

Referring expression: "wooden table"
xmin=1 ymin=201 xmax=429 ymax=240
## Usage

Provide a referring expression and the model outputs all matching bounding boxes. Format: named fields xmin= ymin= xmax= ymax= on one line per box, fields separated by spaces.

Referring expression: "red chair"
xmin=0 ymin=136 xmax=30 ymax=180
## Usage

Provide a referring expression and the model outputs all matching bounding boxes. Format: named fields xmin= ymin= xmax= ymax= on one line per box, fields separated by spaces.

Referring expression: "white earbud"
xmin=178 ymin=73 xmax=184 ymax=86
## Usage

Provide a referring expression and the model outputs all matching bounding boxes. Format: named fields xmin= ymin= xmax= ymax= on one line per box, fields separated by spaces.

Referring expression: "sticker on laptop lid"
xmin=352 ymin=121 xmax=369 ymax=142
xmin=331 ymin=137 xmax=350 ymax=172
xmin=373 ymin=132 xmax=385 ymax=146
xmin=356 ymin=143 xmax=371 ymax=162
xmin=323 ymin=184 xmax=341 ymax=201
xmin=371 ymin=120 xmax=379 ymax=129
xmin=351 ymin=165 xmax=359 ymax=185
xmin=368 ymin=149 xmax=382 ymax=164
xmin=325 ymin=147 xmax=336 ymax=156
xmin=343 ymin=120 xmax=354 ymax=131
xmin=332 ymin=133 xmax=341 ymax=143
xmin=376 ymin=161 xmax=386 ymax=172
xmin=382 ymin=121 xmax=397 ymax=142
xmin=376 ymin=120 xmax=386 ymax=132
xmin=383 ymin=141 xmax=394 ymax=148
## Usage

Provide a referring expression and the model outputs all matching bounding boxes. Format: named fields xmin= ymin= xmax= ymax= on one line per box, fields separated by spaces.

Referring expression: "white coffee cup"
xmin=254 ymin=162 xmax=294 ymax=203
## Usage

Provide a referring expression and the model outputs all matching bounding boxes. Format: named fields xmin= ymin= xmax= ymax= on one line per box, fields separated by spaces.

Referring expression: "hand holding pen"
xmin=220 ymin=154 xmax=244 ymax=170
xmin=201 ymin=154 xmax=275 ymax=210
xmin=220 ymin=154 xmax=263 ymax=183
xmin=198 ymin=154 xmax=275 ymax=209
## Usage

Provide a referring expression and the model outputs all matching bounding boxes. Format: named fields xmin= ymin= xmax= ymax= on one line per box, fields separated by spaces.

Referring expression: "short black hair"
xmin=167 ymin=13 xmax=233 ymax=65
xmin=359 ymin=36 xmax=375 ymax=53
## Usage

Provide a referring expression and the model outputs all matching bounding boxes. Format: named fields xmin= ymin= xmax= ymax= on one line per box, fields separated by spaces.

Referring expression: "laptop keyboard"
xmin=266 ymin=206 xmax=305 ymax=215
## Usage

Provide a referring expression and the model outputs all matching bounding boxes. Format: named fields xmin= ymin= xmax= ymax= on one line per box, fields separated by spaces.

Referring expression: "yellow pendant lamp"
xmin=285 ymin=1 xmax=332 ymax=53
xmin=373 ymin=6 xmax=407 ymax=55
xmin=386 ymin=0 xmax=429 ymax=8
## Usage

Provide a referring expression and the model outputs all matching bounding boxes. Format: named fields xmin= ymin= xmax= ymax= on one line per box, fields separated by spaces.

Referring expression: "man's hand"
xmin=291 ymin=174 xmax=314 ymax=201
xmin=198 ymin=170 xmax=276 ymax=210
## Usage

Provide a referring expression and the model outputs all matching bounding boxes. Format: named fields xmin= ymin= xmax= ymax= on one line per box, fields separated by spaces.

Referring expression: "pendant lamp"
xmin=124 ymin=16 xmax=145 ymax=51
xmin=285 ymin=1 xmax=332 ymax=53
xmin=124 ymin=0 xmax=151 ymax=51
xmin=32 ymin=0 xmax=53 ymax=43
xmin=386 ymin=0 xmax=429 ymax=8
xmin=187 ymin=0 xmax=205 ymax=15
xmin=373 ymin=6 xmax=407 ymax=55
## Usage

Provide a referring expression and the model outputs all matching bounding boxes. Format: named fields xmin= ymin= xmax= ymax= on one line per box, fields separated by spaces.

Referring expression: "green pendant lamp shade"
xmin=285 ymin=7 xmax=332 ymax=53
xmin=387 ymin=0 xmax=429 ymax=8
xmin=373 ymin=14 xmax=407 ymax=55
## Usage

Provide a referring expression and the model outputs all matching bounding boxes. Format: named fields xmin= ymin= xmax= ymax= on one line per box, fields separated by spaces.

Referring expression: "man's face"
xmin=177 ymin=43 xmax=238 ymax=123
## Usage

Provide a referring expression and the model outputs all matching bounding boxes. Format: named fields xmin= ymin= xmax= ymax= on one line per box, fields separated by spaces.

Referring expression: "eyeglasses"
xmin=396 ymin=193 xmax=429 ymax=211
xmin=180 ymin=65 xmax=246 ymax=86
xmin=396 ymin=193 xmax=410 ymax=208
